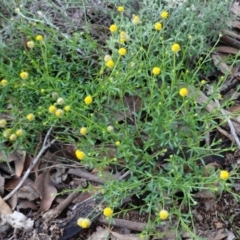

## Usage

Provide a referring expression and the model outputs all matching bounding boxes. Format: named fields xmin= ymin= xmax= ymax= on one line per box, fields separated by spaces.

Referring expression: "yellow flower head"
xmin=171 ymin=43 xmax=181 ymax=53
xmin=107 ymin=125 xmax=114 ymax=132
xmin=152 ymin=67 xmax=161 ymax=76
xmin=80 ymin=127 xmax=87 ymax=135
xmin=115 ymin=141 xmax=121 ymax=146
xmin=57 ymin=97 xmax=65 ymax=105
xmin=104 ymin=55 xmax=112 ymax=62
xmin=75 ymin=150 xmax=85 ymax=160
xmin=179 ymin=88 xmax=188 ymax=97
xmin=159 ymin=209 xmax=169 ymax=220
xmin=36 ymin=35 xmax=43 ymax=41
xmin=26 ymin=113 xmax=35 ymax=121
xmin=3 ymin=129 xmax=11 ymax=138
xmin=132 ymin=15 xmax=141 ymax=25
xmin=0 ymin=119 xmax=7 ymax=128
xmin=103 ymin=207 xmax=113 ymax=217
xmin=161 ymin=11 xmax=169 ymax=19
xmin=55 ymin=109 xmax=64 ymax=117
xmin=64 ymin=105 xmax=71 ymax=111
xmin=16 ymin=129 xmax=24 ymax=136
xmin=1 ymin=79 xmax=8 ymax=86
xmin=154 ymin=22 xmax=162 ymax=31
xmin=220 ymin=170 xmax=229 ymax=181
xmin=9 ymin=134 xmax=17 ymax=141
xmin=20 ymin=71 xmax=29 ymax=80
xmin=117 ymin=6 xmax=124 ymax=12
xmin=118 ymin=47 xmax=127 ymax=56
xmin=84 ymin=95 xmax=93 ymax=105
xmin=119 ymin=31 xmax=130 ymax=43
xmin=26 ymin=41 xmax=35 ymax=49
xmin=106 ymin=60 xmax=115 ymax=68
xmin=200 ymin=80 xmax=206 ymax=85
xmin=49 ymin=105 xmax=57 ymax=114
xmin=109 ymin=24 xmax=118 ymax=32
xmin=77 ymin=218 xmax=91 ymax=228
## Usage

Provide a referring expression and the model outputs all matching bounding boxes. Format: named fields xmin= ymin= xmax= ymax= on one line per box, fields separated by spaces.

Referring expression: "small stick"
xmin=215 ymin=99 xmax=240 ymax=148
xmin=98 ymin=217 xmax=146 ymax=232
xmin=4 ymin=127 xmax=55 ymax=201
xmin=43 ymin=184 xmax=82 ymax=221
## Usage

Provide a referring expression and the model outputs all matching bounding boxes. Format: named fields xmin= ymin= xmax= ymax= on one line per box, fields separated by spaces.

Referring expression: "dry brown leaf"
xmin=222 ymin=29 xmax=240 ymax=40
xmin=14 ymin=151 xmax=26 ymax=177
xmin=0 ymin=150 xmax=25 ymax=163
xmin=231 ymin=2 xmax=240 ymax=16
xmin=8 ymin=193 xmax=18 ymax=210
xmin=216 ymin=46 xmax=239 ymax=54
xmin=0 ymin=196 xmax=12 ymax=214
xmin=229 ymin=105 xmax=240 ymax=112
xmin=87 ymin=227 xmax=110 ymax=240
xmin=231 ymin=20 xmax=240 ymax=29
xmin=110 ymin=231 xmax=142 ymax=240
xmin=212 ymin=54 xmax=232 ymax=75
xmin=112 ymin=95 xmax=142 ymax=122
xmin=194 ymin=189 xmax=215 ymax=199
xmin=17 ymin=200 xmax=38 ymax=210
xmin=34 ymin=171 xmax=57 ymax=212
xmin=0 ymin=173 xmax=5 ymax=196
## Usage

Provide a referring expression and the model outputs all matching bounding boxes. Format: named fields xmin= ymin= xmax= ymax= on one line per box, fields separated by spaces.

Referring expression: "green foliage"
xmin=0 ymin=0 xmax=237 ymax=238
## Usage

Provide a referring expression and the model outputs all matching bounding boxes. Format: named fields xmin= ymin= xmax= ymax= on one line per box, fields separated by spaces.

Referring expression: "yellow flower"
xmin=9 ymin=134 xmax=17 ymax=141
xmin=119 ymin=31 xmax=130 ymax=43
xmin=26 ymin=41 xmax=35 ymax=49
xmin=220 ymin=170 xmax=229 ymax=181
xmin=55 ymin=109 xmax=64 ymax=117
xmin=20 ymin=71 xmax=29 ymax=80
xmin=57 ymin=97 xmax=65 ymax=105
xmin=52 ymin=92 xmax=59 ymax=99
xmin=107 ymin=126 xmax=114 ymax=132
xmin=115 ymin=141 xmax=120 ymax=146
xmin=49 ymin=105 xmax=57 ymax=114
xmin=117 ymin=6 xmax=124 ymax=12
xmin=171 ymin=43 xmax=181 ymax=53
xmin=77 ymin=218 xmax=91 ymax=228
xmin=64 ymin=105 xmax=71 ymax=111
xmin=26 ymin=113 xmax=35 ymax=121
xmin=106 ymin=60 xmax=115 ymax=68
xmin=84 ymin=95 xmax=93 ymax=105
xmin=201 ymin=80 xmax=206 ymax=85
xmin=154 ymin=22 xmax=162 ymax=31
xmin=132 ymin=15 xmax=141 ymax=25
xmin=109 ymin=24 xmax=118 ymax=32
xmin=179 ymin=88 xmax=188 ymax=97
xmin=159 ymin=209 xmax=169 ymax=220
xmin=152 ymin=67 xmax=161 ymax=76
xmin=104 ymin=55 xmax=112 ymax=62
xmin=0 ymin=119 xmax=7 ymax=128
xmin=161 ymin=11 xmax=169 ymax=19
xmin=1 ymin=79 xmax=8 ymax=86
xmin=3 ymin=129 xmax=11 ymax=138
xmin=16 ymin=129 xmax=24 ymax=136
xmin=103 ymin=207 xmax=113 ymax=217
xmin=75 ymin=150 xmax=85 ymax=160
xmin=80 ymin=127 xmax=87 ymax=135
xmin=36 ymin=35 xmax=43 ymax=41
xmin=118 ymin=47 xmax=127 ymax=56
xmin=217 ymin=93 xmax=222 ymax=100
